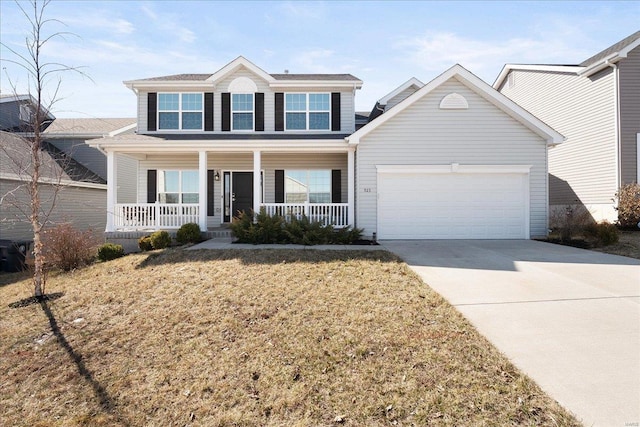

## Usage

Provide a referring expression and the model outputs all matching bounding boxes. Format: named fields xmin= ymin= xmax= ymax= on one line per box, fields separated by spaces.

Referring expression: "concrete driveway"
xmin=381 ymin=239 xmax=640 ymax=427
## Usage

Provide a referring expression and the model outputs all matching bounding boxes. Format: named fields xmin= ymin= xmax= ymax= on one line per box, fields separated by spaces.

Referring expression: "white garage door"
xmin=377 ymin=169 xmax=529 ymax=239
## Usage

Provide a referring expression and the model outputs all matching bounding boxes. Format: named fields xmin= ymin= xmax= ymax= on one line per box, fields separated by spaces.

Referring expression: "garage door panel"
xmin=377 ymin=172 xmax=527 ymax=239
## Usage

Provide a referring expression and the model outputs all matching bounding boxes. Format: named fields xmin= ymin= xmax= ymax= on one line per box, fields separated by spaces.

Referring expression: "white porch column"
xmin=198 ymin=151 xmax=208 ymax=230
xmin=347 ymin=147 xmax=355 ymax=227
xmin=106 ymin=151 xmax=116 ymax=232
xmin=253 ymin=150 xmax=261 ymax=215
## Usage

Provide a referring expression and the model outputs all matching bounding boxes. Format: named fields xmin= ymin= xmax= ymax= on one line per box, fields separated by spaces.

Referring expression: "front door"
xmin=224 ymin=171 xmax=253 ymax=222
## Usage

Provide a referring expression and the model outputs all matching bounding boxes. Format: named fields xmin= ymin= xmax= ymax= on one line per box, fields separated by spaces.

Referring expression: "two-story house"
xmin=494 ymin=31 xmax=640 ymax=223
xmin=91 ymin=58 xmax=563 ymax=242
xmin=90 ymin=56 xmax=361 ymax=237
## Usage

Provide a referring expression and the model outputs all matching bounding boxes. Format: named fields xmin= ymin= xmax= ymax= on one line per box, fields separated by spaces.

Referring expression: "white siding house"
xmin=494 ymin=31 xmax=640 ymax=222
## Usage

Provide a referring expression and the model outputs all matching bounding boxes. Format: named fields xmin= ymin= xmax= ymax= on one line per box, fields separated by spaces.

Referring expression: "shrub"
xmin=176 ymin=223 xmax=202 ymax=245
xmin=584 ymin=221 xmax=619 ymax=247
xmin=231 ymin=209 xmax=364 ymax=245
xmin=231 ymin=209 xmax=285 ymax=244
xmin=332 ymin=225 xmax=364 ymax=244
xmin=138 ymin=235 xmax=153 ymax=251
xmin=97 ymin=243 xmax=124 ymax=261
xmin=615 ymin=183 xmax=640 ymax=229
xmin=150 ymin=230 xmax=171 ymax=249
xmin=549 ymin=204 xmax=594 ymax=243
xmin=42 ymin=223 xmax=100 ymax=271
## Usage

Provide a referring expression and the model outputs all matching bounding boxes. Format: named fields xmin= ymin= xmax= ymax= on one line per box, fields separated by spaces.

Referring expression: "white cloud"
xmin=396 ymin=29 xmax=592 ymax=83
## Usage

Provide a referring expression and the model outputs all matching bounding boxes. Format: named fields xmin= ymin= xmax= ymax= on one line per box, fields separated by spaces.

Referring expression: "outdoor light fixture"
xmin=214 ymin=171 xmax=220 ymax=181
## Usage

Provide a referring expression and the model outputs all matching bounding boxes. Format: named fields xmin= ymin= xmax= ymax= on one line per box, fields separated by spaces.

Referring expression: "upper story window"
xmin=158 ymin=93 xmax=203 ymax=130
xmin=232 ymin=93 xmax=254 ymax=130
xmin=285 ymin=93 xmax=330 ymax=130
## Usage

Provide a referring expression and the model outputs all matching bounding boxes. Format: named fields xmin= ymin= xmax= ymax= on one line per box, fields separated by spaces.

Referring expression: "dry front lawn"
xmin=592 ymin=230 xmax=640 ymax=259
xmin=0 ymin=249 xmax=581 ymax=426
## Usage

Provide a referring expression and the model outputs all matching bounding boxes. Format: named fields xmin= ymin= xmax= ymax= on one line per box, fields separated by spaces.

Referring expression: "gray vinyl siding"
xmin=0 ymin=179 xmax=106 ymax=241
xmin=137 ymin=66 xmax=356 ymax=135
xmin=356 ymin=78 xmax=549 ymax=238
xmin=619 ymin=45 xmax=640 ymax=183
xmin=499 ymin=69 xmax=618 ymax=206
xmin=48 ymin=138 xmax=108 ymax=180
xmin=138 ymin=153 xmax=347 ymax=227
xmin=386 ymin=86 xmax=420 ymax=110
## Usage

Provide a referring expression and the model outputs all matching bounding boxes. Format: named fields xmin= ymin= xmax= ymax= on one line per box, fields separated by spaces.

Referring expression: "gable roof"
xmin=44 ymin=118 xmax=136 ymax=138
xmin=378 ymin=77 xmax=424 ymax=105
xmin=0 ymin=131 xmax=105 ymax=185
xmin=494 ymin=31 xmax=640 ymax=87
xmin=124 ymin=56 xmax=362 ymax=90
xmin=347 ymin=64 xmax=564 ymax=146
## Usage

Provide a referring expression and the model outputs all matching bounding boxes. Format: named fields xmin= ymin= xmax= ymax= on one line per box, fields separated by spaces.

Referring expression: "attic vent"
xmin=228 ymin=76 xmax=258 ymax=93
xmin=439 ymin=93 xmax=468 ymax=110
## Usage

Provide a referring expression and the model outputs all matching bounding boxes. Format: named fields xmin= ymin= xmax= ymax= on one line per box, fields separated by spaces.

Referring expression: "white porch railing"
xmin=261 ymin=203 xmax=349 ymax=227
xmin=114 ymin=203 xmax=199 ymax=230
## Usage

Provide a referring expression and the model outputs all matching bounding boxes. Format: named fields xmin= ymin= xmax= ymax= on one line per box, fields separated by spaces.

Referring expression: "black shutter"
xmin=255 ymin=92 xmax=264 ymax=131
xmin=331 ymin=170 xmax=341 ymax=203
xmin=221 ymin=92 xmax=231 ymax=131
xmin=275 ymin=92 xmax=284 ymax=131
xmin=207 ymin=170 xmax=215 ymax=216
xmin=147 ymin=93 xmax=157 ymax=131
xmin=204 ymin=93 xmax=214 ymax=131
xmin=147 ymin=170 xmax=157 ymax=203
xmin=275 ymin=170 xmax=285 ymax=203
xmin=331 ymin=92 xmax=341 ymax=131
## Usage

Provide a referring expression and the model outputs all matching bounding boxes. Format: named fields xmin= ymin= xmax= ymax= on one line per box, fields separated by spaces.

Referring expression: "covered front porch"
xmin=102 ymin=141 xmax=355 ymax=233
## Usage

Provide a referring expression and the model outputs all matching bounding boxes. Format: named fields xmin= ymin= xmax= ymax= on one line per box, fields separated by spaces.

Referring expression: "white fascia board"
xmin=124 ymin=81 xmax=214 ymax=91
xmin=206 ymin=56 xmax=275 ymax=84
xmin=0 ymin=172 xmax=107 ymax=190
xmin=348 ymin=64 xmax=564 ymax=146
xmin=493 ymin=64 xmax=583 ymax=88
xmin=109 ymin=122 xmax=137 ymax=137
xmin=378 ymin=77 xmax=424 ymax=105
xmin=87 ymin=139 xmax=351 ymax=153
xmin=376 ymin=164 xmax=532 ymax=174
xmin=270 ymin=80 xmax=363 ymax=89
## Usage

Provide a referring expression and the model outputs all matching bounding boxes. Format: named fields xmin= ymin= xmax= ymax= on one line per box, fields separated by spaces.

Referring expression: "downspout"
xmin=605 ymin=60 xmax=621 ymax=190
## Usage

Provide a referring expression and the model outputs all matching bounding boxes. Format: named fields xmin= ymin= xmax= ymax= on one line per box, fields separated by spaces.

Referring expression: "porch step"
xmin=205 ymin=228 xmax=234 ymax=239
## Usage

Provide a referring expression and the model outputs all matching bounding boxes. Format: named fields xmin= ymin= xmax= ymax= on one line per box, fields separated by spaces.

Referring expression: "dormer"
xmin=123 ymin=56 xmax=363 ymax=136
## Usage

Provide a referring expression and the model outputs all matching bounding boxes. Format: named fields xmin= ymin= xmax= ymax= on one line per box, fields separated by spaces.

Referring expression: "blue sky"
xmin=1 ymin=0 xmax=638 ymax=118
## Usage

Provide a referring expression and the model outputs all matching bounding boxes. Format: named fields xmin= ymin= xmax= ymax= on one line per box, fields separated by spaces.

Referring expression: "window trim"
xmin=284 ymin=169 xmax=332 ymax=203
xmin=284 ymin=93 xmax=331 ymax=131
xmin=157 ymin=92 xmax=204 ymax=131
xmin=158 ymin=169 xmax=200 ymax=204
xmin=231 ymin=93 xmax=255 ymax=131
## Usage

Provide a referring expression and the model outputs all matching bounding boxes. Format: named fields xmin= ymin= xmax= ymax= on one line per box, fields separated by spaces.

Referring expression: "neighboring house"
xmin=0 ymin=130 xmax=107 ymax=241
xmin=0 ymin=94 xmax=55 ymax=132
xmin=89 ymin=57 xmax=562 ymax=240
xmin=44 ymin=118 xmax=137 ymax=181
xmin=0 ymin=95 xmax=135 ymax=240
xmin=494 ymin=31 xmax=640 ymax=222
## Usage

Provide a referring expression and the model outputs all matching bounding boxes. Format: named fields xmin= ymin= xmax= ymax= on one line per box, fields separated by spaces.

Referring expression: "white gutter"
xmin=606 ymin=59 xmax=622 ymax=190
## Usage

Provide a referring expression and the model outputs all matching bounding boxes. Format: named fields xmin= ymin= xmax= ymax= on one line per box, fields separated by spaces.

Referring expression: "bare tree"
xmin=1 ymin=0 xmax=86 ymax=297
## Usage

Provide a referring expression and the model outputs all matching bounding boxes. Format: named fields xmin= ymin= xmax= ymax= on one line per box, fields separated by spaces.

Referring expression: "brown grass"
xmin=0 ymin=249 xmax=581 ymax=426
xmin=592 ymin=230 xmax=640 ymax=259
